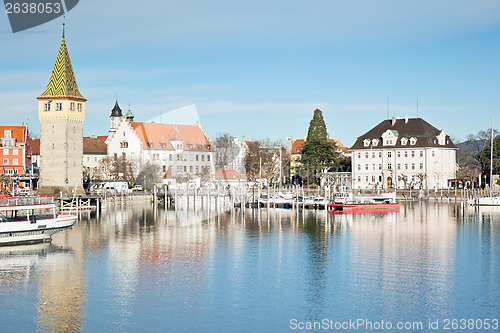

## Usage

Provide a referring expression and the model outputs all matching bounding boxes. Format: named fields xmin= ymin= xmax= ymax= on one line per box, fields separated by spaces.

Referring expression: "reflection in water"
xmin=0 ymin=202 xmax=498 ymax=332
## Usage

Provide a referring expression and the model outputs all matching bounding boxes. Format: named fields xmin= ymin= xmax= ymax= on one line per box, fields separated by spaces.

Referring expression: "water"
xmin=0 ymin=203 xmax=499 ymax=332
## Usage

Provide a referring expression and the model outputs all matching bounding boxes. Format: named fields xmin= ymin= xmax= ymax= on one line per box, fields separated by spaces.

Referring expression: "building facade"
xmin=289 ymin=138 xmax=348 ymax=176
xmin=106 ymin=117 xmax=215 ymax=179
xmin=351 ymin=117 xmax=457 ymax=190
xmin=37 ymin=30 xmax=86 ymax=194
xmin=0 ymin=126 xmax=32 ymax=177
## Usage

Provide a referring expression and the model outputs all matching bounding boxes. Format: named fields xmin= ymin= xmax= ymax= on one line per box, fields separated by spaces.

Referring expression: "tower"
xmin=37 ymin=26 xmax=86 ymax=194
xmin=109 ymin=100 xmax=123 ymax=135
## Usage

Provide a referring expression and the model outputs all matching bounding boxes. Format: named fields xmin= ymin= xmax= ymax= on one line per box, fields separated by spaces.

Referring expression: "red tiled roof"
xmin=31 ymin=138 xmax=40 ymax=155
xmin=96 ymin=136 xmax=107 ymax=143
xmin=291 ymin=138 xmax=345 ymax=154
xmin=215 ymin=169 xmax=245 ymax=180
xmin=0 ymin=126 xmax=28 ymax=145
xmin=130 ymin=122 xmax=213 ymax=152
xmin=83 ymin=137 xmax=107 ymax=154
xmin=31 ymin=137 xmax=107 ymax=155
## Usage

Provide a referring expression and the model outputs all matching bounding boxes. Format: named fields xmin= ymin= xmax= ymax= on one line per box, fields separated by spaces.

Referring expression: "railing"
xmin=0 ymin=195 xmax=54 ymax=207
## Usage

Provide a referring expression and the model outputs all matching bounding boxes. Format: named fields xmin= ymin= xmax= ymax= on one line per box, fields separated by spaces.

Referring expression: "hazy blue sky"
xmin=1 ymin=0 xmax=499 ymax=146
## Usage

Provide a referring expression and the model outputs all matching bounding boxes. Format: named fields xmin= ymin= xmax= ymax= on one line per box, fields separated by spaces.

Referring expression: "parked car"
xmin=132 ymin=185 xmax=143 ymax=191
xmin=17 ymin=189 xmax=30 ymax=196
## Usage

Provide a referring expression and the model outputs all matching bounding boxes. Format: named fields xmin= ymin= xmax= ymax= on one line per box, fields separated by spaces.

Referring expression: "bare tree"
xmin=135 ymin=162 xmax=161 ymax=191
xmin=214 ymin=133 xmax=241 ymax=170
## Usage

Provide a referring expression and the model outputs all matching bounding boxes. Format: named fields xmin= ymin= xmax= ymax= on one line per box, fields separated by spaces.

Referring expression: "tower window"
xmin=44 ymin=103 xmax=51 ymax=111
xmin=70 ymin=102 xmax=75 ymax=111
xmin=55 ymin=103 xmax=62 ymax=111
xmin=77 ymin=103 xmax=82 ymax=112
xmin=52 ymin=125 xmax=55 ymax=132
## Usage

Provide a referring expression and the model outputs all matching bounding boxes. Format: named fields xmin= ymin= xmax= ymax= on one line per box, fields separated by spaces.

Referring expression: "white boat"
xmin=0 ymin=196 xmax=77 ymax=246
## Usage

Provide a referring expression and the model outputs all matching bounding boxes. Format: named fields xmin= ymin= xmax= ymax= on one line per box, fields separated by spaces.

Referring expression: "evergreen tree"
xmin=299 ymin=109 xmax=339 ymax=183
xmin=307 ymin=109 xmax=328 ymax=141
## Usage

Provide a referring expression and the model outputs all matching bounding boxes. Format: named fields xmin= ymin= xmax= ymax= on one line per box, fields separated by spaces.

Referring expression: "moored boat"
xmin=0 ymin=196 xmax=77 ymax=246
xmin=328 ymin=191 xmax=399 ymax=212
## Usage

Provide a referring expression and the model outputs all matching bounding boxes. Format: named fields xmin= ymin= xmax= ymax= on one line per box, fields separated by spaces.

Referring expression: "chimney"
xmin=391 ymin=117 xmax=396 ymax=126
xmin=405 ymin=115 xmax=408 ymax=123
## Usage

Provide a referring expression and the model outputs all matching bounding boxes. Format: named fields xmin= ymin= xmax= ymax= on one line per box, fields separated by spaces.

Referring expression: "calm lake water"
xmin=0 ymin=202 xmax=499 ymax=332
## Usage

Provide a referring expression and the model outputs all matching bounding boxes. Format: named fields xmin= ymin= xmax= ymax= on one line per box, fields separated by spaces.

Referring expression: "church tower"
xmin=37 ymin=26 xmax=86 ymax=194
xmin=109 ymin=100 xmax=123 ymax=135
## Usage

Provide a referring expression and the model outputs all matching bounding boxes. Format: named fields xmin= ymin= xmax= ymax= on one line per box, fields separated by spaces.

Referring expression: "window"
xmin=13 ymin=149 xmax=18 ymax=156
xmin=388 ymin=152 xmax=392 ymax=158
xmin=379 ymin=152 xmax=382 ymax=158
xmin=365 ymin=164 xmax=368 ymax=170
xmin=87 ymin=157 xmax=90 ymax=162
xmin=411 ymin=163 xmax=415 ymax=170
xmin=365 ymin=176 xmax=369 ymax=182
xmin=404 ymin=163 xmax=408 ymax=170
xmin=4 ymin=130 xmax=12 ymax=138
xmin=55 ymin=102 xmax=62 ymax=111
xmin=196 ymin=155 xmax=199 ymax=161
xmin=147 ymin=142 xmax=154 ymax=148
xmin=153 ymin=154 xmax=159 ymax=160
xmin=372 ymin=176 xmax=375 ymax=182
xmin=397 ymin=164 xmax=401 ymax=170
xmin=163 ymin=165 xmax=166 ymax=172
xmin=169 ymin=154 xmax=172 ymax=161
xmin=372 ymin=164 xmax=375 ymax=170
xmin=70 ymin=102 xmax=75 ymax=111
xmin=187 ymin=144 xmax=193 ymax=149
xmin=432 ymin=151 xmax=435 ymax=157
xmin=372 ymin=152 xmax=375 ymax=158
xmin=190 ymin=166 xmax=193 ymax=172
xmin=365 ymin=152 xmax=368 ymax=158
xmin=404 ymin=151 xmax=408 ymax=158
xmin=120 ymin=141 xmax=128 ymax=148
xmin=77 ymin=103 xmax=82 ymax=112
xmin=207 ymin=155 xmax=210 ymax=161
xmin=197 ymin=144 xmax=202 ymax=150
xmin=2 ymin=158 xmax=8 ymax=164
xmin=388 ymin=163 xmax=392 ymax=170
xmin=122 ymin=152 xmax=126 ymax=158
xmin=357 ymin=153 xmax=361 ymax=159
xmin=411 ymin=151 xmax=415 ymax=158
xmin=357 ymin=164 xmax=361 ymax=171
xmin=3 ymin=149 xmax=8 ymax=155
xmin=95 ymin=157 xmax=97 ymax=162
xmin=52 ymin=143 xmax=55 ymax=149
xmin=160 ymin=143 xmax=166 ymax=149
xmin=44 ymin=103 xmax=51 ymax=111
xmin=196 ymin=166 xmax=199 ymax=173
xmin=206 ymin=145 xmax=211 ymax=150
xmin=52 ymin=125 xmax=55 ymax=133
xmin=420 ymin=151 xmax=423 ymax=158
xmin=357 ymin=176 xmax=361 ymax=182
xmin=397 ymin=151 xmax=401 ymax=158
xmin=202 ymin=155 xmax=205 ymax=161
xmin=378 ymin=164 xmax=382 ymax=170
xmin=184 ymin=166 xmax=187 ymax=172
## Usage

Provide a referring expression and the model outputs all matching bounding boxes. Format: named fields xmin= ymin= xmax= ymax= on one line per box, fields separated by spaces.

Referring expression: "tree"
xmin=299 ymin=109 xmax=339 ymax=183
xmin=214 ymin=133 xmax=241 ymax=170
xmin=97 ymin=155 xmax=135 ymax=186
xmin=135 ymin=162 xmax=161 ymax=191
xmin=479 ymin=137 xmax=500 ymax=184
xmin=307 ymin=109 xmax=328 ymax=141
xmin=245 ymin=139 xmax=284 ymax=185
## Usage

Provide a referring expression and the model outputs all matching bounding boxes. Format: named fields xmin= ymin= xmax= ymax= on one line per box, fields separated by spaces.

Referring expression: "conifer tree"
xmin=307 ymin=109 xmax=328 ymax=141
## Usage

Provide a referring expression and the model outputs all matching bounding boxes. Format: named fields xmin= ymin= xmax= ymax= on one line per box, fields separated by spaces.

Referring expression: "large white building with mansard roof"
xmin=350 ymin=116 xmax=457 ymax=190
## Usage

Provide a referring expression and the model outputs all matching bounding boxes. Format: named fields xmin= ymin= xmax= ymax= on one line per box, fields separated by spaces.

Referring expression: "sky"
xmin=1 ymin=0 xmax=500 ymax=147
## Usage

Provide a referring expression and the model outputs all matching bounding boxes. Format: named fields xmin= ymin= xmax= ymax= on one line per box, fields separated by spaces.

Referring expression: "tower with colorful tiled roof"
xmin=37 ymin=26 xmax=86 ymax=194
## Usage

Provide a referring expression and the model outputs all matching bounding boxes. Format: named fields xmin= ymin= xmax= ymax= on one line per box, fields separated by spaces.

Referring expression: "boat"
xmin=328 ymin=191 xmax=399 ymax=212
xmin=0 ymin=196 xmax=77 ymax=246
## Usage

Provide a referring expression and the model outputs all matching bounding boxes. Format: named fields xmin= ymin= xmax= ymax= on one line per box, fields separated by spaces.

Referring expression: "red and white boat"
xmin=329 ymin=191 xmax=400 ymax=212
xmin=0 ymin=196 xmax=77 ymax=246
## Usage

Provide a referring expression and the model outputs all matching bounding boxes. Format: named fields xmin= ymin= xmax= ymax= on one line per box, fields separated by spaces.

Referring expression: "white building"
xmin=106 ymin=117 xmax=215 ymax=179
xmin=351 ymin=116 xmax=457 ymax=190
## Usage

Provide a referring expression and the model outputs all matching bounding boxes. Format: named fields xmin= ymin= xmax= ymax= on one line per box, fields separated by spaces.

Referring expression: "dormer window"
xmin=363 ymin=139 xmax=371 ymax=147
xmin=410 ymin=137 xmax=417 ymax=145
xmin=205 ymin=145 xmax=211 ymax=150
xmin=160 ymin=142 xmax=167 ymax=149
xmin=147 ymin=142 xmax=154 ymax=148
xmin=401 ymin=138 xmax=407 ymax=146
xmin=196 ymin=144 xmax=202 ymax=150
xmin=372 ymin=139 xmax=379 ymax=147
xmin=187 ymin=144 xmax=193 ymax=149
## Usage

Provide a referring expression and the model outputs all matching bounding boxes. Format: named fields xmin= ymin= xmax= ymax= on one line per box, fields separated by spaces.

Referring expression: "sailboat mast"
xmin=490 ymin=117 xmax=494 ymax=197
